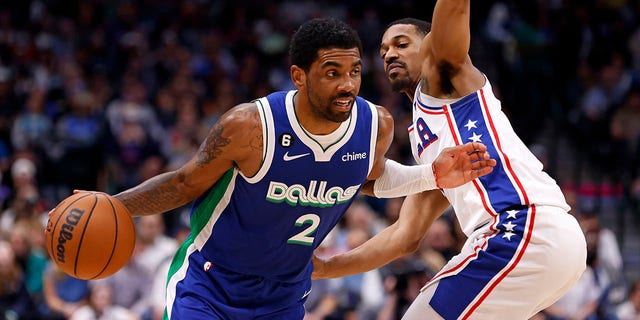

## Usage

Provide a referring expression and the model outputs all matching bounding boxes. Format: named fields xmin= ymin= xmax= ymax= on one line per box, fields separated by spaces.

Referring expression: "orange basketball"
xmin=45 ymin=191 xmax=136 ymax=280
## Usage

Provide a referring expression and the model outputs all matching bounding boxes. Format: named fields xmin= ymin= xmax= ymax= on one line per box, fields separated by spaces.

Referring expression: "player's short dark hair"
xmin=385 ymin=18 xmax=431 ymax=37
xmin=289 ymin=17 xmax=363 ymax=72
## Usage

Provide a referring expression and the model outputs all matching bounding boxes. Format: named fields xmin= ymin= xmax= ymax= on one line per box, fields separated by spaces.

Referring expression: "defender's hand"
xmin=433 ymin=142 xmax=496 ymax=188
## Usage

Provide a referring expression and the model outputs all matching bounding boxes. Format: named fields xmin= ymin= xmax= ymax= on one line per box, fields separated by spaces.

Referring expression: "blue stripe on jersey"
xmin=448 ymin=92 xmax=524 ymax=212
xmin=427 ymin=91 xmax=532 ymax=318
xmin=198 ymin=91 xmax=374 ymax=283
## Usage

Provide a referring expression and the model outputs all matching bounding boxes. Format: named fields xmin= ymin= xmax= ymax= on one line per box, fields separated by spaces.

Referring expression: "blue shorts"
xmin=166 ymin=249 xmax=312 ymax=319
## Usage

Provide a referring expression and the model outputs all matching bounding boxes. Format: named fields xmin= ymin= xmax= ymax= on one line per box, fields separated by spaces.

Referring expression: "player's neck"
xmin=404 ymin=80 xmax=419 ymax=103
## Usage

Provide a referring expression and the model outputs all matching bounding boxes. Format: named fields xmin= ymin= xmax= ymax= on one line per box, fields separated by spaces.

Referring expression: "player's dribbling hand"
xmin=433 ymin=142 xmax=496 ymax=188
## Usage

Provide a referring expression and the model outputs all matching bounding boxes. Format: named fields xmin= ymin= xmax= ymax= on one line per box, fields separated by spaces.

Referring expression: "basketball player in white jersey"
xmin=312 ymin=1 xmax=587 ymax=319
xmin=69 ymin=17 xmax=497 ymax=319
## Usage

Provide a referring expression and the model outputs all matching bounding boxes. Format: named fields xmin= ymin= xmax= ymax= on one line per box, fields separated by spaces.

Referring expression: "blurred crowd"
xmin=0 ymin=0 xmax=639 ymax=319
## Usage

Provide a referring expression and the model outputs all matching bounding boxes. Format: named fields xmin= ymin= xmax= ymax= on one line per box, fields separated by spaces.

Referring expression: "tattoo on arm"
xmin=117 ymin=171 xmax=187 ymax=215
xmin=247 ymin=112 xmax=263 ymax=152
xmin=197 ymin=122 xmax=230 ymax=166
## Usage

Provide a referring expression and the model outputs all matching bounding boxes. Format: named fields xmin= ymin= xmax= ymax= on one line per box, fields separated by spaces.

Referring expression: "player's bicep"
xmin=177 ymin=103 xmax=258 ymax=194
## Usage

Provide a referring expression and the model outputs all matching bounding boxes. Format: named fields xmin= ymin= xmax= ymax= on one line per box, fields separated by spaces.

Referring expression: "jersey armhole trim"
xmin=367 ymin=101 xmax=379 ymax=176
xmin=241 ymin=98 xmax=274 ymax=183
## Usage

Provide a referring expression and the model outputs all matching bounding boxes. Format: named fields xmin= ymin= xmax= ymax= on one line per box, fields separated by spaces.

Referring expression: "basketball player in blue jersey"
xmin=87 ymin=17 xmax=497 ymax=320
xmin=312 ymin=2 xmax=588 ymax=319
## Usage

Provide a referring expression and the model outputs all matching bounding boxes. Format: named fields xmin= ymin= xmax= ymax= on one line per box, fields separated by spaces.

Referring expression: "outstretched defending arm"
xmin=372 ymin=141 xmax=494 ymax=198
xmin=312 ymin=189 xmax=450 ymax=279
xmin=363 ymin=105 xmax=496 ymax=198
xmin=430 ymin=0 xmax=471 ymax=68
xmin=421 ymin=0 xmax=485 ymax=97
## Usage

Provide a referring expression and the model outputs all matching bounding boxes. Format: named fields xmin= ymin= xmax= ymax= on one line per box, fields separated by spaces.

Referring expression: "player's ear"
xmin=290 ymin=65 xmax=306 ymax=89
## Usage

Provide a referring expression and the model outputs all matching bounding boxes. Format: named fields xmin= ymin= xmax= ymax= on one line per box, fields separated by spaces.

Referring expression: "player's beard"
xmin=390 ymin=73 xmax=416 ymax=93
xmin=306 ymin=90 xmax=353 ymax=123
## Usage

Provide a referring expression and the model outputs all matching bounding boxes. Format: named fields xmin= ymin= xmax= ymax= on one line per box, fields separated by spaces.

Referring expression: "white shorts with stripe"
xmin=403 ymin=206 xmax=586 ymax=320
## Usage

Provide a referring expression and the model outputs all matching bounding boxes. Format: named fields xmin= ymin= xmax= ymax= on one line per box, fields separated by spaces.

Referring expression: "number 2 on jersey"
xmin=287 ymin=213 xmax=320 ymax=246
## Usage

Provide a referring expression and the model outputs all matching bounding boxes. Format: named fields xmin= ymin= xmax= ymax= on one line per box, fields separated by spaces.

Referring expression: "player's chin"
xmin=330 ymin=109 xmax=351 ymax=122
xmin=387 ymin=69 xmax=405 ymax=81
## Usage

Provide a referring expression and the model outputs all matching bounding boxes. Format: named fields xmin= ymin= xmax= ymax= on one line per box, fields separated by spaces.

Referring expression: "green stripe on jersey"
xmin=163 ymin=168 xmax=235 ymax=319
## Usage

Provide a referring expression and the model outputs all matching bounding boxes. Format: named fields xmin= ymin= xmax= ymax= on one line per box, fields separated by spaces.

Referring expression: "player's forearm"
xmin=431 ymin=0 xmax=471 ymax=64
xmin=320 ymin=224 xmax=417 ymax=278
xmin=373 ymin=159 xmax=438 ymax=198
xmin=115 ymin=171 xmax=197 ymax=216
xmin=315 ymin=191 xmax=448 ymax=279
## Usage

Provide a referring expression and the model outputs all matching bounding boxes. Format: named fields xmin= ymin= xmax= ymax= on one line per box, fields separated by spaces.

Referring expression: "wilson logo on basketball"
xmin=56 ymin=208 xmax=86 ymax=263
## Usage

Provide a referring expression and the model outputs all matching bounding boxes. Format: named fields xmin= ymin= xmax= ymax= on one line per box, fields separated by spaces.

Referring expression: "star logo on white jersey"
xmin=468 ymin=132 xmax=483 ymax=142
xmin=464 ymin=119 xmax=478 ymax=130
xmin=283 ymin=151 xmax=310 ymax=161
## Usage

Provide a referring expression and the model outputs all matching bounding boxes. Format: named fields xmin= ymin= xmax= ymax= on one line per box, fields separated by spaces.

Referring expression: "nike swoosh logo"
xmin=301 ymin=288 xmax=312 ymax=299
xmin=283 ymin=152 xmax=310 ymax=161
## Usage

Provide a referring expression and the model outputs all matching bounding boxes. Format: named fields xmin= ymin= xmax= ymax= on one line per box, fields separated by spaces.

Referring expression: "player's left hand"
xmin=433 ymin=142 xmax=496 ymax=188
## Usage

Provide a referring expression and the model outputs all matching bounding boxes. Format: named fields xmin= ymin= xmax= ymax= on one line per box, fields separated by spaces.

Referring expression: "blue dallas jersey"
xmin=179 ymin=90 xmax=378 ymax=283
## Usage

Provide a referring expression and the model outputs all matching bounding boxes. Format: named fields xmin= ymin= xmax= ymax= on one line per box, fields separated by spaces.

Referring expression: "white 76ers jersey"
xmin=408 ymin=78 xmax=570 ymax=236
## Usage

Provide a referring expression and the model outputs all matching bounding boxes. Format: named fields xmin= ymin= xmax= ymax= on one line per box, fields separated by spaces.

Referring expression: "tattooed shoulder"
xmin=196 ymin=103 xmax=262 ymax=166
xmin=197 ymin=122 xmax=229 ymax=166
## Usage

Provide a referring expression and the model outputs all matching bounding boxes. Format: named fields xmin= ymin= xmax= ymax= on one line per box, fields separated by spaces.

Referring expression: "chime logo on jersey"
xmin=266 ymin=180 xmax=360 ymax=207
xmin=341 ymin=151 xmax=367 ymax=162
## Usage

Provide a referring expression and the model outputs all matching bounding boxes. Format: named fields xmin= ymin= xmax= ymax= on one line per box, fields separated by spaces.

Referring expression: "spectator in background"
xmin=105 ymin=76 xmax=164 ymax=148
xmin=0 ymin=159 xmax=47 ymax=235
xmin=103 ymin=102 xmax=164 ymax=192
xmin=152 ymin=87 xmax=177 ymax=131
xmin=96 ymin=216 xmax=177 ymax=319
xmin=332 ymin=199 xmax=387 ymax=253
xmin=609 ymin=85 xmax=640 ymax=210
xmin=10 ymin=87 xmax=53 ymax=154
xmin=420 ymin=212 xmax=462 ymax=262
xmin=0 ymin=171 xmax=11 ymax=212
xmin=70 ymin=282 xmax=139 ymax=320
xmin=41 ymin=262 xmax=90 ymax=319
xmin=147 ymin=224 xmax=189 ymax=320
xmin=571 ymin=50 xmax=633 ymax=174
xmin=307 ymin=228 xmax=385 ymax=320
xmin=376 ymin=256 xmax=431 ymax=320
xmin=8 ymin=157 xmax=37 ymax=191
xmin=196 ymin=78 xmax=240 ymax=140
xmin=7 ymin=221 xmax=48 ymax=310
xmin=0 ymin=240 xmax=37 ymax=320
xmin=417 ymin=212 xmax=463 ymax=273
xmin=160 ymin=93 xmax=201 ymax=171
xmin=148 ymin=258 xmax=172 ymax=320
xmin=51 ymin=91 xmax=106 ymax=194
xmin=578 ymin=210 xmax=626 ymax=304
xmin=134 ymin=215 xmax=178 ymax=276
xmin=616 ymin=279 xmax=640 ymax=320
